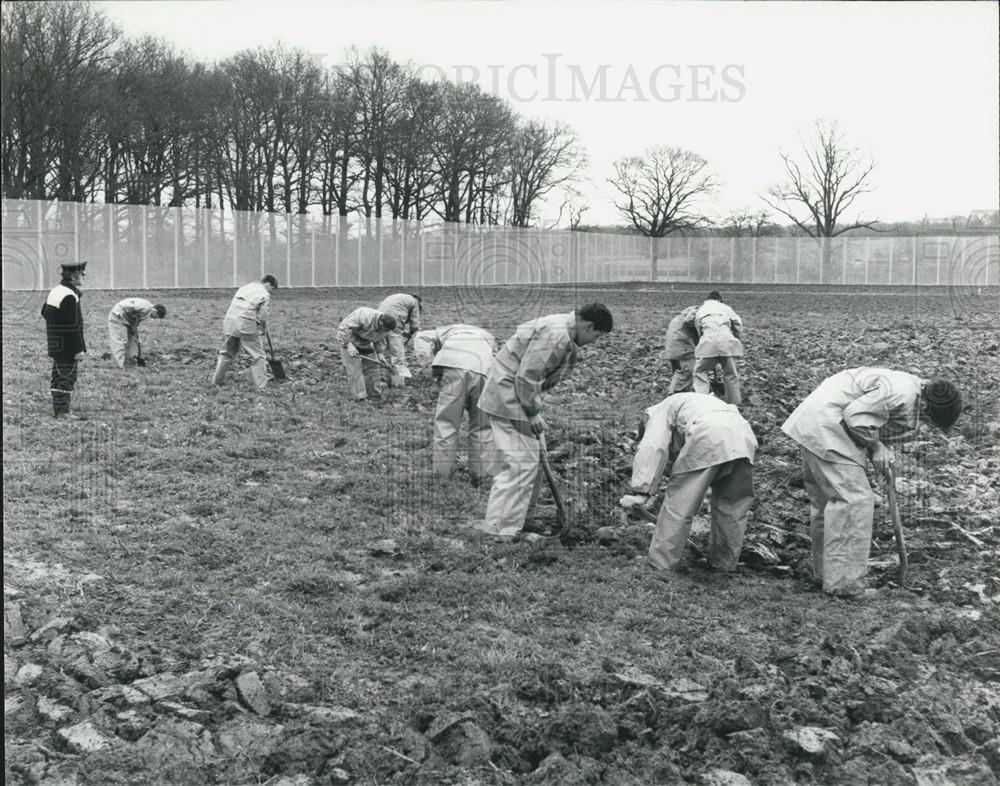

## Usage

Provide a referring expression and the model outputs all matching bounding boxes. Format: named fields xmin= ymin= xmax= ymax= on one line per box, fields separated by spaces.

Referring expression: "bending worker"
xmin=782 ymin=368 xmax=961 ymax=598
xmin=475 ymin=303 xmax=614 ymax=539
xmin=107 ymin=298 xmax=166 ymax=368
xmin=413 ymin=324 xmax=497 ymax=485
xmin=621 ymin=392 xmax=757 ymax=572
xmin=377 ymin=292 xmax=423 ymax=383
xmin=337 ymin=307 xmax=397 ymax=401
xmin=664 ymin=305 xmax=699 ymax=393
xmin=693 ymin=291 xmax=744 ymax=405
xmin=211 ymin=275 xmax=278 ymax=389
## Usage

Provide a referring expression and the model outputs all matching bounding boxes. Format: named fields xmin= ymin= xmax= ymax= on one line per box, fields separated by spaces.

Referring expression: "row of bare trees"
xmin=1 ymin=1 xmax=584 ymax=229
xmin=608 ymin=119 xmax=879 ymax=243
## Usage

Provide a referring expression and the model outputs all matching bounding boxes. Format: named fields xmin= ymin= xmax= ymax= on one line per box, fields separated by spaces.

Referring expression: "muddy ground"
xmin=4 ymin=283 xmax=999 ymax=785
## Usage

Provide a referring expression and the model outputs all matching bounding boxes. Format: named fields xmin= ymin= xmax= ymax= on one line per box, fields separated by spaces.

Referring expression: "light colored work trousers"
xmin=218 ymin=332 xmax=267 ymax=389
xmin=668 ymin=358 xmax=695 ymax=393
xmin=108 ymin=320 xmax=138 ymax=368
xmin=648 ymin=458 xmax=754 ymax=571
xmin=800 ymin=448 xmax=875 ymax=596
xmin=341 ymin=352 xmax=384 ymax=400
xmin=694 ymin=355 xmax=742 ymax=405
xmin=482 ymin=416 xmax=543 ymax=537
xmin=434 ymin=368 xmax=492 ymax=479
xmin=386 ymin=331 xmax=410 ymax=374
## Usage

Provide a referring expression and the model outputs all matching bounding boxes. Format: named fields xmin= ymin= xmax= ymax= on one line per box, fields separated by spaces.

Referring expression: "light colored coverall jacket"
xmin=634 ymin=393 xmax=758 ymax=572
xmin=414 ymin=325 xmax=497 ymax=478
xmin=224 ymin=282 xmax=271 ymax=337
xmin=477 ymin=312 xmax=579 ymax=537
xmin=781 ymin=367 xmax=926 ymax=596
xmin=694 ymin=300 xmax=743 ymax=358
xmin=693 ymin=300 xmax=744 ymax=404
xmin=664 ymin=306 xmax=699 ymax=393
xmin=108 ymin=298 xmax=157 ymax=368
xmin=478 ymin=312 xmax=578 ymax=423
xmin=337 ymin=307 xmax=394 ymax=399
xmin=378 ymin=293 xmax=422 ymax=376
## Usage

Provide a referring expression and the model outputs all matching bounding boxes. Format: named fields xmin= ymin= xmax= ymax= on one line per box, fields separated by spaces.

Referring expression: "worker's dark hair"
xmin=153 ymin=304 xmax=167 ymax=318
xmin=577 ymin=303 xmax=613 ymax=332
xmin=380 ymin=314 xmax=397 ymax=331
xmin=923 ymin=379 xmax=962 ymax=430
xmin=707 ymin=290 xmax=722 ymax=301
xmin=262 ymin=275 xmax=278 ymax=288
xmin=411 ymin=293 xmax=423 ymax=304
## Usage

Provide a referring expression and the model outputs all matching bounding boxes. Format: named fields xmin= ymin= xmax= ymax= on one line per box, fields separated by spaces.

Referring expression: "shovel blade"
xmin=268 ymin=359 xmax=288 ymax=381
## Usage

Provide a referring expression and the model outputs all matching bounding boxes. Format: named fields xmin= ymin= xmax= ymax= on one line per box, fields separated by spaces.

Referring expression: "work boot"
xmin=211 ymin=356 xmax=232 ymax=386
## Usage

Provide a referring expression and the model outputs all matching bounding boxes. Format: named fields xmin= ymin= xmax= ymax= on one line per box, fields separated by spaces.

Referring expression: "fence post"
xmin=357 ymin=222 xmax=363 ymax=286
xmin=795 ymin=236 xmax=801 ymax=284
xmin=912 ymin=236 xmax=917 ymax=285
xmin=36 ymin=200 xmax=43 ymax=285
xmin=285 ymin=213 xmax=292 ymax=287
xmin=649 ymin=236 xmax=656 ymax=282
xmin=310 ymin=218 xmax=316 ymax=288
xmin=419 ymin=227 xmax=426 ymax=288
xmin=174 ymin=206 xmax=180 ymax=288
xmin=74 ymin=201 xmax=80 ymax=268
xmin=751 ymin=236 xmax=757 ymax=284
xmin=204 ymin=210 xmax=211 ymax=288
xmin=864 ymin=237 xmax=869 ymax=285
xmin=108 ymin=204 xmax=115 ymax=289
xmin=730 ymin=237 xmax=735 ymax=282
xmin=708 ymin=237 xmax=713 ymax=281
xmin=233 ymin=211 xmax=239 ymax=287
xmin=141 ymin=207 xmax=148 ymax=288
xmin=888 ymin=237 xmax=894 ymax=284
xmin=334 ymin=218 xmax=340 ymax=287
xmin=842 ymin=237 xmax=847 ymax=285
xmin=378 ymin=218 xmax=384 ymax=287
xmin=936 ymin=238 xmax=943 ymax=286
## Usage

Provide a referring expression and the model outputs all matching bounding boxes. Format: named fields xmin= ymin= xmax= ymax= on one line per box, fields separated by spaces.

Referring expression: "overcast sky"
xmin=96 ymin=0 xmax=999 ymax=227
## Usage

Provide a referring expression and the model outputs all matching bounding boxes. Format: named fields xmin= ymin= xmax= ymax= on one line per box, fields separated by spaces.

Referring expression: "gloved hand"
xmin=619 ymin=493 xmax=650 ymax=509
xmin=528 ymin=413 xmax=547 ymax=436
xmin=346 ymin=344 xmax=359 ymax=358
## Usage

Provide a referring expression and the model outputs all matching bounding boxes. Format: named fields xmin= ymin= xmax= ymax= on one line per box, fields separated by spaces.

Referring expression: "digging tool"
xmin=264 ymin=329 xmax=288 ymax=381
xmin=709 ymin=362 xmax=726 ymax=398
xmin=885 ymin=464 xmax=908 ymax=586
xmin=538 ymin=438 xmax=570 ymax=540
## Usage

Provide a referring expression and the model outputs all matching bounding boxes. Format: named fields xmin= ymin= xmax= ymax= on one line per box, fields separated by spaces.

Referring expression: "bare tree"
xmin=507 ymin=120 xmax=585 ymax=227
xmin=722 ymin=207 xmax=774 ymax=237
xmin=2 ymin=0 xmax=119 ymax=200
xmin=608 ymin=146 xmax=716 ymax=237
xmin=762 ymin=119 xmax=878 ymax=238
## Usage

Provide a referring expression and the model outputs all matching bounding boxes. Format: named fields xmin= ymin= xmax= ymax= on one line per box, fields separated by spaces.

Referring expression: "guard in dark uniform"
xmin=41 ymin=262 xmax=87 ymax=417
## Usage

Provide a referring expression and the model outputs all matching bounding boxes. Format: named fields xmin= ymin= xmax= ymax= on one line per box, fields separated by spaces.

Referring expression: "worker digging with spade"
xmin=473 ymin=303 xmax=614 ymax=540
xmin=782 ymin=368 xmax=962 ymax=599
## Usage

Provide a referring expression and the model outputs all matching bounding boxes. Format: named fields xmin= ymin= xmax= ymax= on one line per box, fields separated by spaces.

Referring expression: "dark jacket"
xmin=41 ymin=280 xmax=86 ymax=357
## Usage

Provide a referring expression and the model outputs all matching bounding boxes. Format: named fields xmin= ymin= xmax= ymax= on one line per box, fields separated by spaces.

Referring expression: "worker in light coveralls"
xmin=664 ymin=305 xmax=699 ymax=393
xmin=693 ymin=291 xmax=744 ymax=405
xmin=41 ymin=261 xmax=88 ymax=418
xmin=782 ymin=368 xmax=962 ymax=598
xmin=377 ymin=292 xmax=422 ymax=383
xmin=211 ymin=275 xmax=278 ymax=389
xmin=412 ymin=324 xmax=498 ymax=484
xmin=337 ymin=307 xmax=397 ymax=401
xmin=621 ymin=393 xmax=757 ymax=571
xmin=475 ymin=304 xmax=614 ymax=538
xmin=107 ymin=298 xmax=166 ymax=368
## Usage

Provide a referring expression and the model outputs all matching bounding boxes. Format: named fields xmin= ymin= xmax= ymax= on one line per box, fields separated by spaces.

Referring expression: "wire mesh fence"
xmin=2 ymin=198 xmax=996 ymax=291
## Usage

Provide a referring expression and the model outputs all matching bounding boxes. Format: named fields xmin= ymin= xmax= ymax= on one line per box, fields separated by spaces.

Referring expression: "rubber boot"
xmin=211 ymin=356 xmax=232 ymax=386
xmin=249 ymin=359 xmax=269 ymax=390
